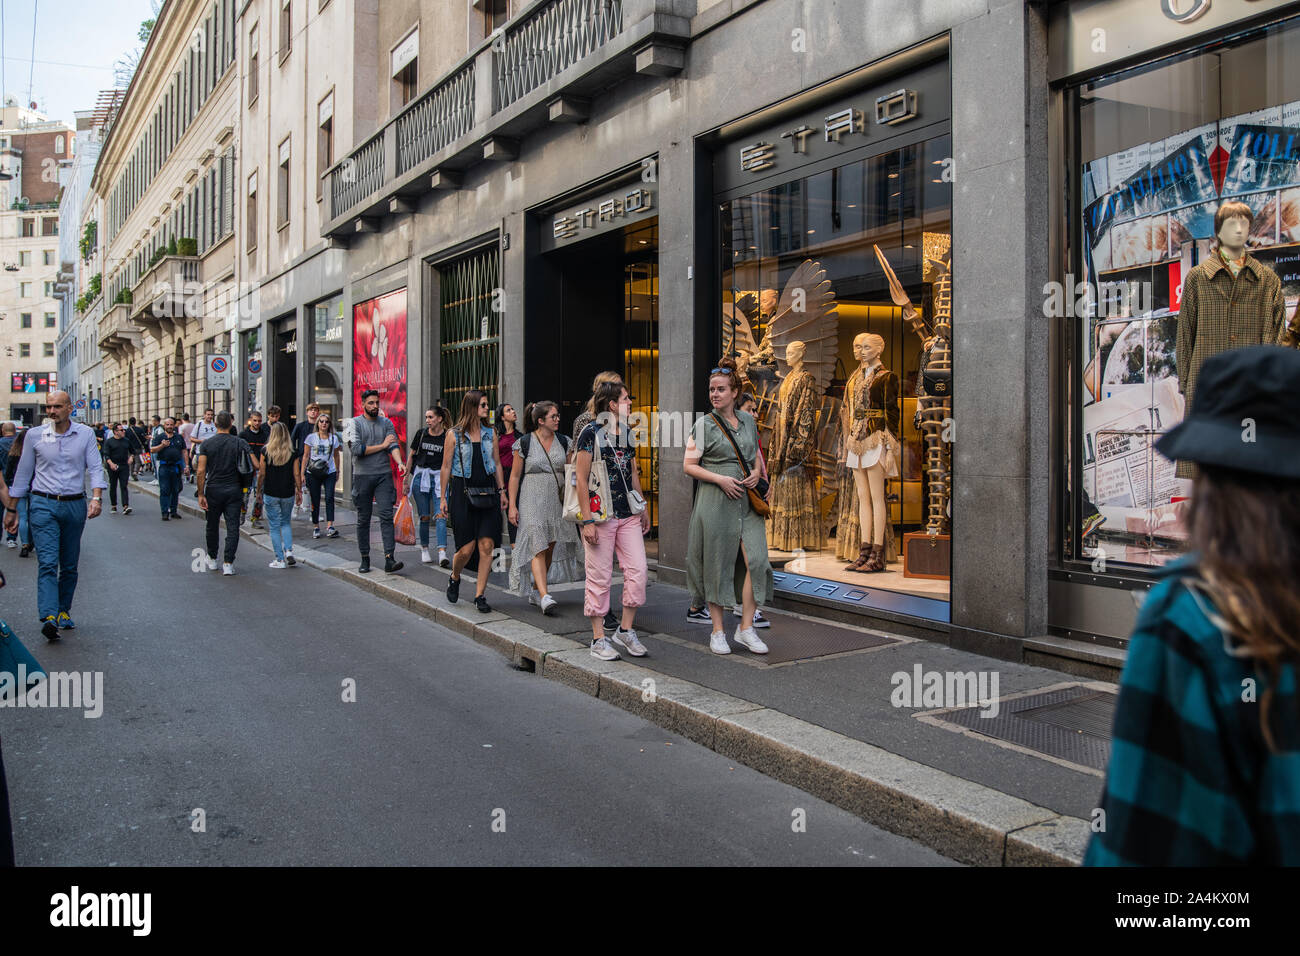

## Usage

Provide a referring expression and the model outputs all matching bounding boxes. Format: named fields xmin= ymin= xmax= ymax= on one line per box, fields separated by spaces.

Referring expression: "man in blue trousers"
xmin=6 ymin=391 xmax=107 ymax=641
xmin=150 ymin=417 xmax=189 ymax=520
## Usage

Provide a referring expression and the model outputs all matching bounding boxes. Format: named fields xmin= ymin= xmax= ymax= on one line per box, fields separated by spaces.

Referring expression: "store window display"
xmin=1073 ymin=17 xmax=1300 ymax=569
xmin=719 ymin=135 xmax=953 ymax=602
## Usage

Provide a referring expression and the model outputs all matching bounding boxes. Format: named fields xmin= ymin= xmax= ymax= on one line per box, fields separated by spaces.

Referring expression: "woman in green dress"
xmin=684 ymin=358 xmax=773 ymax=655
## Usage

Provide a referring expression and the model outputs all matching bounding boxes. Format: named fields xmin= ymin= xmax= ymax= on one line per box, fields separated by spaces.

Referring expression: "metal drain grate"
xmin=925 ymin=685 xmax=1117 ymax=772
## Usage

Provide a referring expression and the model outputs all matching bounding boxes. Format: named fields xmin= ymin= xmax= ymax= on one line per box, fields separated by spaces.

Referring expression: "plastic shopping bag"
xmin=394 ymin=494 xmax=417 ymax=547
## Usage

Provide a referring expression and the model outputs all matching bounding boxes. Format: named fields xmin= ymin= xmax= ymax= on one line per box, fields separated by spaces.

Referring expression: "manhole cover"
xmin=925 ymin=685 xmax=1116 ymax=772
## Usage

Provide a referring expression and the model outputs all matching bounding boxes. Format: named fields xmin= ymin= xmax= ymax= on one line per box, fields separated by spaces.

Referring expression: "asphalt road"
xmin=0 ymin=502 xmax=953 ymax=866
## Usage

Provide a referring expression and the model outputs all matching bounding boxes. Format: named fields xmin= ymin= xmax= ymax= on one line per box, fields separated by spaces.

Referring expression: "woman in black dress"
xmin=438 ymin=390 xmax=505 ymax=613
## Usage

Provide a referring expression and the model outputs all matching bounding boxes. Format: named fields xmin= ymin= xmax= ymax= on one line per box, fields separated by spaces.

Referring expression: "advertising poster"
xmin=352 ymin=288 xmax=408 ymax=485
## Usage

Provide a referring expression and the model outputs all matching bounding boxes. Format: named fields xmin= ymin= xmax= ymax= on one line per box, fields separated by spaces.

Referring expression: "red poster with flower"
xmin=352 ymin=288 xmax=408 ymax=485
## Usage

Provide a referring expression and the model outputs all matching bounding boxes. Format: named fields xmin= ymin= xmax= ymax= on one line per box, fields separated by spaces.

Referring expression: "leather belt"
xmin=30 ymin=490 xmax=85 ymax=501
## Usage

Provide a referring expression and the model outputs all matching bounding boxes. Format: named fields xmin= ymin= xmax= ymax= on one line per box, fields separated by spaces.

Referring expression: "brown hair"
xmin=709 ymin=356 xmax=743 ymax=393
xmin=589 ymin=381 xmax=627 ymax=420
xmin=455 ymin=390 xmax=487 ymax=435
xmin=1214 ymin=201 xmax=1254 ymax=235
xmin=583 ymin=371 xmax=624 ymax=417
xmin=1189 ymin=467 xmax=1300 ymax=750
xmin=522 ymin=401 xmax=558 ymax=434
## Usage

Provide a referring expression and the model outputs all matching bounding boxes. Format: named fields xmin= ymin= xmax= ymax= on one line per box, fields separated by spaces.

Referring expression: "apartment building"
xmin=232 ymin=0 xmax=367 ymax=432
xmin=93 ymin=0 xmax=240 ymax=425
xmin=56 ymin=108 xmax=107 ymax=421
xmin=0 ymin=101 xmax=72 ymax=424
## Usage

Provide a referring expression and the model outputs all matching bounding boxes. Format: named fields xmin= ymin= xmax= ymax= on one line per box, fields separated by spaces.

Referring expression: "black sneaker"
xmin=446 ymin=575 xmax=461 ymax=603
xmin=285 ymin=554 xmax=296 ymax=567
xmin=474 ymin=595 xmax=492 ymax=614
xmin=603 ymin=611 xmax=619 ymax=633
xmin=162 ymin=514 xmax=170 ymax=521
xmin=170 ymin=512 xmax=181 ymax=520
xmin=384 ymin=555 xmax=404 ymax=573
xmin=326 ymin=527 xmax=339 ymax=538
xmin=358 ymin=556 xmax=371 ymax=573
xmin=686 ymin=605 xmax=711 ymax=625
xmin=41 ymin=616 xmax=59 ymax=642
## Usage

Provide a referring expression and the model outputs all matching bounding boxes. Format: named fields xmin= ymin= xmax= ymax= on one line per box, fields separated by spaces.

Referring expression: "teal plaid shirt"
xmin=1086 ymin=556 xmax=1300 ymax=866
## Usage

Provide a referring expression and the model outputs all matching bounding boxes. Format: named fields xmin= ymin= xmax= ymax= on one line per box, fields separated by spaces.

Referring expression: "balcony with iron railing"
xmin=130 ymin=256 xmax=202 ymax=340
xmin=323 ymin=0 xmax=686 ymax=236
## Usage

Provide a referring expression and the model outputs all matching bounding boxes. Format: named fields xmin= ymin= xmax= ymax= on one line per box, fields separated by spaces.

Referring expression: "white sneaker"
xmin=611 ymin=627 xmax=647 ymax=657
xmin=268 ymin=559 xmax=286 ymax=569
xmin=5 ymin=539 xmax=14 ymax=549
xmin=222 ymin=563 xmax=234 ymax=576
xmin=421 ymin=547 xmax=432 ymax=563
xmin=733 ymin=625 xmax=769 ymax=654
xmin=438 ymin=548 xmax=449 ymax=568
xmin=205 ymin=556 xmax=219 ymax=571
xmin=528 ymin=589 xmax=540 ymax=607
xmin=590 ymin=637 xmax=620 ymax=661
xmin=709 ymin=631 xmax=731 ymax=655
xmin=540 ymin=594 xmax=558 ymax=616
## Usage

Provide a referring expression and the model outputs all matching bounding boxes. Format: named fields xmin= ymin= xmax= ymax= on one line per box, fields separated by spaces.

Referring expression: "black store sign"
xmin=713 ymin=56 xmax=951 ymax=193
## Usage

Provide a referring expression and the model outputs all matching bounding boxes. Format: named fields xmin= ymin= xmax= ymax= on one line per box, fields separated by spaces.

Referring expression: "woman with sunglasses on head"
xmin=684 ymin=359 xmax=772 ymax=655
xmin=439 ymin=390 xmax=505 ymax=613
xmin=575 ymin=380 xmax=650 ymax=660
xmin=507 ymin=401 xmax=582 ymax=615
xmin=300 ymin=411 xmax=342 ymax=539
xmin=407 ymin=405 xmax=451 ymax=567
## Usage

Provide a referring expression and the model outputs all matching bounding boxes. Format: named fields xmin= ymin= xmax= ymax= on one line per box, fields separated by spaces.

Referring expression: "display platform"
xmin=768 ymin=548 xmax=951 ymax=601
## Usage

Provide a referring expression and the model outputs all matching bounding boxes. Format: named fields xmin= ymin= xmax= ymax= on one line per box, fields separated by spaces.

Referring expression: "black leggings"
xmin=306 ymin=470 xmax=337 ymax=523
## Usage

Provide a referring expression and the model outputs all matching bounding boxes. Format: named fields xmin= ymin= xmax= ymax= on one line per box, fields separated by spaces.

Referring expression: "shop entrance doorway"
xmin=271 ymin=316 xmax=298 ymax=431
xmin=527 ymin=218 xmax=659 ymax=538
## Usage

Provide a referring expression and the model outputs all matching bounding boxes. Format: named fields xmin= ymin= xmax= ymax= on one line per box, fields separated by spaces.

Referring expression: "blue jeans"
xmin=410 ymin=485 xmax=447 ymax=549
xmin=6 ymin=497 xmax=31 ymax=546
xmin=157 ymin=463 xmax=182 ymax=515
xmin=263 ymin=495 xmax=294 ymax=562
xmin=28 ymin=495 xmax=87 ymax=620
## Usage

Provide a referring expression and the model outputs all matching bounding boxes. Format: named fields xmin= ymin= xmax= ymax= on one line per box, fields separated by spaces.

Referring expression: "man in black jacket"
xmin=101 ymin=423 xmax=135 ymax=514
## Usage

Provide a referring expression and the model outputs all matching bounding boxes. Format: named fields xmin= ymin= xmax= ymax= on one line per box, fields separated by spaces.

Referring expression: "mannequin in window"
xmin=1175 ymin=201 xmax=1293 ymax=479
xmin=766 ymin=339 xmax=823 ymax=551
xmin=840 ymin=333 xmax=900 ymax=573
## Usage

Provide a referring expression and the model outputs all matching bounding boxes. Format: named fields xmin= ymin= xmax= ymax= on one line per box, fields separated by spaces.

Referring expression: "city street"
xmin=0 ymin=507 xmax=952 ymax=866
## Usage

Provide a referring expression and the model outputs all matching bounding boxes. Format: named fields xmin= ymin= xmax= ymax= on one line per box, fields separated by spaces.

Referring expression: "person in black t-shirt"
xmin=150 ymin=418 xmax=190 ymax=520
xmin=197 ymin=411 xmax=252 ymax=573
xmin=406 ymin=405 xmax=450 ymax=566
xmin=101 ymin=423 xmax=135 ymax=514
xmin=239 ymin=411 xmax=271 ymax=529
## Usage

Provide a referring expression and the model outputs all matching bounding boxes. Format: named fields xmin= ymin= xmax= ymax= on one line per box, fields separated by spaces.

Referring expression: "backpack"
xmin=236 ymin=439 xmax=255 ymax=487
xmin=519 ymin=431 xmax=569 ymax=462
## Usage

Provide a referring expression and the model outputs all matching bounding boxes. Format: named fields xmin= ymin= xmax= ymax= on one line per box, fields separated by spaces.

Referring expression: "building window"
xmin=18 ymin=251 xmax=30 ymax=266
xmin=42 ymin=218 xmax=56 ymax=236
xmin=279 ymin=0 xmax=292 ymax=62
xmin=43 ymin=342 xmax=54 ymax=357
xmin=44 ymin=281 xmax=53 ymax=297
xmin=486 ymin=0 xmax=509 ymax=36
xmin=20 ymin=218 xmax=34 ymax=237
xmin=391 ymin=27 xmax=419 ymax=113
xmin=55 ymin=135 xmax=64 ymax=154
xmin=317 ymin=90 xmax=334 ymax=200
xmin=43 ymin=312 xmax=54 ymax=327
xmin=247 ymin=170 xmax=258 ymax=253
xmin=19 ymin=282 xmax=30 ymax=298
xmin=248 ymin=24 xmax=259 ymax=103
xmin=19 ymin=343 xmax=29 ymax=358
xmin=1065 ymin=14 xmax=1300 ymax=574
xmin=42 ymin=250 xmax=53 ymax=266
xmin=277 ymin=137 xmax=290 ymax=228
xmin=19 ymin=313 xmax=31 ymax=328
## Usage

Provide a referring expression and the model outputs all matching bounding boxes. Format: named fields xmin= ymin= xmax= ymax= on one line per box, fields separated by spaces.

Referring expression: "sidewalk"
xmin=131 ymin=477 xmax=1100 ymax=865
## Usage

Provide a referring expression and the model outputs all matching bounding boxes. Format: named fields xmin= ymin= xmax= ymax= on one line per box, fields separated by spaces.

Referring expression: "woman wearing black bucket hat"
xmin=1087 ymin=346 xmax=1300 ymax=866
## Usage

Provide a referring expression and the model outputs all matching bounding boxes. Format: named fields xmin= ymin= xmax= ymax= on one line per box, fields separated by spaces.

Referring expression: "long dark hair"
xmin=1189 ymin=466 xmax=1300 ymax=750
xmin=495 ymin=403 xmax=520 ymax=438
xmin=9 ymin=428 xmax=27 ymax=458
xmin=426 ymin=405 xmax=449 ymax=432
xmin=455 ymin=390 xmax=486 ymax=436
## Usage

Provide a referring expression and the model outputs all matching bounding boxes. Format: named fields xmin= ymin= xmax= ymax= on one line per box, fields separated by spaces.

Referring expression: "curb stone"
xmin=130 ymin=478 xmax=1089 ymax=866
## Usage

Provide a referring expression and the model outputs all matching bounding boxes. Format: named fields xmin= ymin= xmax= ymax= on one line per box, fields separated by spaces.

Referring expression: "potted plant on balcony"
xmin=166 ymin=237 xmax=178 ymax=256
xmin=177 ymin=237 xmax=197 ymax=257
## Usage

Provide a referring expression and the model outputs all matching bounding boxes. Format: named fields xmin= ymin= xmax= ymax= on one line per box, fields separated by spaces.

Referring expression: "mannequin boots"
xmin=844 ymin=541 xmax=872 ymax=572
xmin=861 ymin=543 xmax=886 ymax=573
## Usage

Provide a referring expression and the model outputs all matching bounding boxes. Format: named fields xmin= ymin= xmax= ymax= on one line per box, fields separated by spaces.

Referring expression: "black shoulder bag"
xmin=459 ymin=430 xmax=499 ymax=510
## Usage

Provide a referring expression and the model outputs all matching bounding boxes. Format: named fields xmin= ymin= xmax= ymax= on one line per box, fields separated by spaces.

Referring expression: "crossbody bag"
xmin=456 ymin=429 xmax=499 ymax=510
xmin=710 ymin=412 xmax=770 ymax=518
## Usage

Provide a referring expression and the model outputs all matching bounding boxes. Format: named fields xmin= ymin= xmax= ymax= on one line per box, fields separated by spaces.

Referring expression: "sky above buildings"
xmin=0 ymin=0 xmax=158 ymax=128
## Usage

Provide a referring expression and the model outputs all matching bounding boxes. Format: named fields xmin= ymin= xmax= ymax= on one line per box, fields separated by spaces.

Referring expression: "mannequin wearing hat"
xmin=840 ymin=333 xmax=900 ymax=573
xmin=1175 ymin=201 xmax=1294 ymax=478
xmin=767 ymin=340 xmax=824 ymax=551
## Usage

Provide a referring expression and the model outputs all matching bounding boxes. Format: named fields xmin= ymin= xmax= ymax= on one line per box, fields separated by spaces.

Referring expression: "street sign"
xmin=248 ymin=358 xmax=262 ymax=374
xmin=90 ymin=398 xmax=101 ymax=410
xmin=207 ymin=354 xmax=231 ymax=390
xmin=75 ymin=398 xmax=86 ymax=409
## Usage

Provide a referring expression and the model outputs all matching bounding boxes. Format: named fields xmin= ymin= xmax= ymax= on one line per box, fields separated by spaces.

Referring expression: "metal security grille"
xmin=439 ymin=246 xmax=501 ymax=411
xmin=494 ymin=0 xmax=623 ymax=110
xmin=396 ymin=65 xmax=475 ymax=176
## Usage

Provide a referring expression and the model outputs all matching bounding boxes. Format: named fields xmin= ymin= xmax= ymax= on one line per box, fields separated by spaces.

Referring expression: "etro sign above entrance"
xmin=1049 ymin=0 xmax=1290 ymax=82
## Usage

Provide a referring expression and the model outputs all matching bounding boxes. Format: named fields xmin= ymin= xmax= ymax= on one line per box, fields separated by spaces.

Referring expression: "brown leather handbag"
xmin=711 ymin=412 xmax=770 ymax=518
